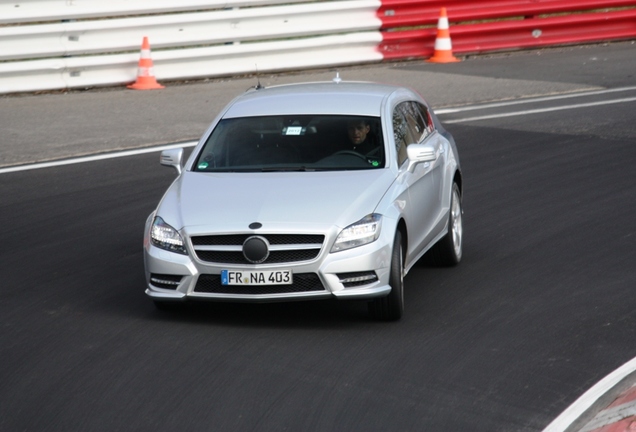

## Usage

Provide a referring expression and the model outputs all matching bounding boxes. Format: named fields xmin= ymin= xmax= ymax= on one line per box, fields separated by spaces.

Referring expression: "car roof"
xmin=222 ymin=81 xmax=407 ymax=118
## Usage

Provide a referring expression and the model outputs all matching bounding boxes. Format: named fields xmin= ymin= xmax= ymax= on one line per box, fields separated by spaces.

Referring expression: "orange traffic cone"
xmin=127 ymin=36 xmax=164 ymax=90
xmin=427 ymin=8 xmax=460 ymax=63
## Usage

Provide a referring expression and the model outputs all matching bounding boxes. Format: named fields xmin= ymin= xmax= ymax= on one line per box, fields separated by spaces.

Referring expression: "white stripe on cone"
xmin=137 ymin=67 xmax=154 ymax=77
xmin=434 ymin=38 xmax=453 ymax=50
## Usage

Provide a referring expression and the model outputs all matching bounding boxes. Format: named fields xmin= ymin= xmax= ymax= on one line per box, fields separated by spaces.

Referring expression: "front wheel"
xmin=369 ymin=231 xmax=404 ymax=321
xmin=426 ymin=182 xmax=463 ymax=266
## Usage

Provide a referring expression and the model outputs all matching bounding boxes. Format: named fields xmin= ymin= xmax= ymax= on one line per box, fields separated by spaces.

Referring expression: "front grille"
xmin=192 ymin=234 xmax=324 ymax=246
xmin=194 ymin=273 xmax=325 ymax=295
xmin=150 ymin=273 xmax=183 ymax=289
xmin=190 ymin=234 xmax=325 ymax=265
xmin=195 ymin=249 xmax=320 ymax=264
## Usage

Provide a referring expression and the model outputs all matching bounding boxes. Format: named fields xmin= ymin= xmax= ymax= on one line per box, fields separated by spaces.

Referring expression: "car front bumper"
xmin=143 ymin=221 xmax=395 ymax=304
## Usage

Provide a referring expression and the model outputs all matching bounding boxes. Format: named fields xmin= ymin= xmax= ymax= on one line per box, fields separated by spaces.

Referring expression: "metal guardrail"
xmin=0 ymin=1 xmax=382 ymax=94
xmin=1 ymin=0 xmax=635 ymax=94
xmin=0 ymin=0 xmax=311 ymax=24
xmin=0 ymin=1 xmax=381 ymax=60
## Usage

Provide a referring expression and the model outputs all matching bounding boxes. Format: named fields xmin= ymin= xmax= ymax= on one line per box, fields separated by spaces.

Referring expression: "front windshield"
xmin=193 ymin=115 xmax=385 ymax=172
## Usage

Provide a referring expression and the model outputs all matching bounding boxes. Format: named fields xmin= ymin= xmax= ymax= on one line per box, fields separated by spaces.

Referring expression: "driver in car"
xmin=347 ymin=119 xmax=373 ymax=152
xmin=346 ymin=118 xmax=382 ymax=166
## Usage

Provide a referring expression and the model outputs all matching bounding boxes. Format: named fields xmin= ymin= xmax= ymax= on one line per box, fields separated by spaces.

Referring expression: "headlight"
xmin=331 ymin=214 xmax=382 ymax=252
xmin=150 ymin=216 xmax=187 ymax=255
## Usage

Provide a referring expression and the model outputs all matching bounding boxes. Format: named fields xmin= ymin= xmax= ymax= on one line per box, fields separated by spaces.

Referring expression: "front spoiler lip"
xmin=145 ymin=283 xmax=391 ymax=303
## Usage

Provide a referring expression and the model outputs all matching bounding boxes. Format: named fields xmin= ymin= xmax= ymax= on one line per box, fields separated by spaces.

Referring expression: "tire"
xmin=369 ymin=231 xmax=404 ymax=321
xmin=426 ymin=182 xmax=463 ymax=266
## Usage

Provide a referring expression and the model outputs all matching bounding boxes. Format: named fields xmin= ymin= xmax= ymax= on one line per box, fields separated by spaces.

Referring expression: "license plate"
xmin=221 ymin=269 xmax=293 ymax=285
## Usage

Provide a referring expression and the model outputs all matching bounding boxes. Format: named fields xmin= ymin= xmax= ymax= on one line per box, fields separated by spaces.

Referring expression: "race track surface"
xmin=1 ymin=42 xmax=635 ymax=432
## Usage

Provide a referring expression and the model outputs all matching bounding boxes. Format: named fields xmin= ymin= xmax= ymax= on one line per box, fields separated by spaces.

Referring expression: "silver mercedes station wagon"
xmin=144 ymin=79 xmax=463 ymax=320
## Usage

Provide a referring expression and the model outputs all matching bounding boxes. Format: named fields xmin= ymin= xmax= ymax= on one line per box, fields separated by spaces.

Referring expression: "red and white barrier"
xmin=378 ymin=4 xmax=636 ymax=60
xmin=0 ymin=0 xmax=635 ymax=94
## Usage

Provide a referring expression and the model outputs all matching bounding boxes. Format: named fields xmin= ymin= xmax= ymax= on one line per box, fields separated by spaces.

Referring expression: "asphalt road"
xmin=1 ymin=42 xmax=635 ymax=431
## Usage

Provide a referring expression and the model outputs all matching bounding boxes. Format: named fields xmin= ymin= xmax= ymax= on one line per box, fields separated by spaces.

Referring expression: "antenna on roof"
xmin=333 ymin=72 xmax=342 ymax=84
xmin=254 ymin=64 xmax=263 ymax=89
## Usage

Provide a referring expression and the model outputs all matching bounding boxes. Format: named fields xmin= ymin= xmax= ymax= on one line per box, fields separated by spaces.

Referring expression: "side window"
xmin=414 ymin=102 xmax=434 ymax=137
xmin=393 ymin=101 xmax=433 ymax=166
xmin=403 ymin=101 xmax=431 ymax=143
xmin=392 ymin=105 xmax=411 ymax=166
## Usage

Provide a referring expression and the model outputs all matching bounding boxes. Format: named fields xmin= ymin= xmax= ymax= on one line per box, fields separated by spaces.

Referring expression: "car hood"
xmin=158 ymin=170 xmax=396 ymax=233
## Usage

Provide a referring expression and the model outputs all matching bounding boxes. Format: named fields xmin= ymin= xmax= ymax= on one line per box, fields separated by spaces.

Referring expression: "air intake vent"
xmin=194 ymin=273 xmax=325 ymax=295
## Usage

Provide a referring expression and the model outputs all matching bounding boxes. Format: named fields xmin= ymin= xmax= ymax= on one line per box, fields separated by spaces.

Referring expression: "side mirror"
xmin=406 ymin=143 xmax=438 ymax=172
xmin=160 ymin=148 xmax=184 ymax=175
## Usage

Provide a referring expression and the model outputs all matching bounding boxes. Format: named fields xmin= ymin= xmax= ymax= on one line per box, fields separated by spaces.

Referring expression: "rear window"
xmin=193 ymin=115 xmax=384 ymax=172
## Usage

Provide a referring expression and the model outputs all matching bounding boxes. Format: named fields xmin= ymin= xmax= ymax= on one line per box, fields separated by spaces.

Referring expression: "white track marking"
xmin=435 ymin=86 xmax=636 ymax=114
xmin=542 ymin=357 xmax=636 ymax=432
xmin=0 ymin=141 xmax=197 ymax=174
xmin=442 ymin=97 xmax=636 ymax=124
